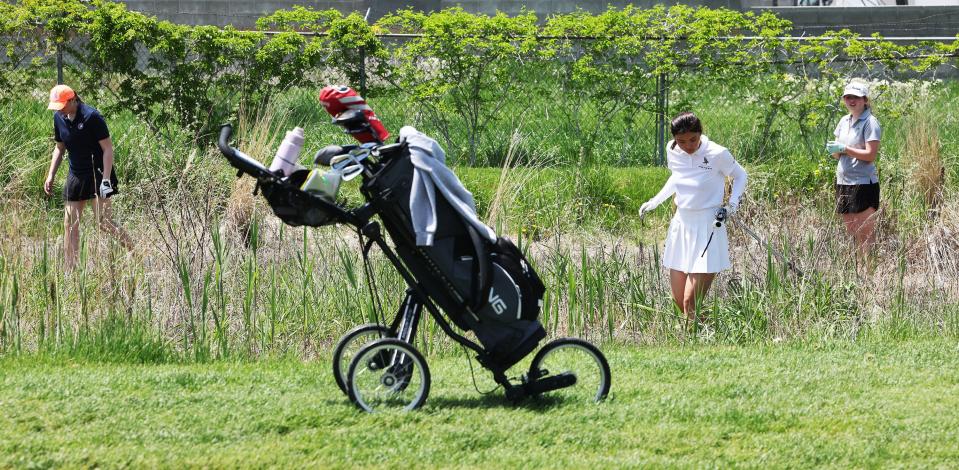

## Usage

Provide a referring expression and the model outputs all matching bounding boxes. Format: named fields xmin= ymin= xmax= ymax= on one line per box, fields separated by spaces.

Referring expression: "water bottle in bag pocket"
xmin=270 ymin=127 xmax=306 ymax=176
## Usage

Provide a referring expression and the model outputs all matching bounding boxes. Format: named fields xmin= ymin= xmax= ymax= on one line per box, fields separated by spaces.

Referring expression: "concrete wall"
xmin=753 ymin=6 xmax=959 ymax=37
xmin=431 ymin=0 xmax=746 ymax=17
xmin=119 ymin=1 xmax=367 ymax=28
xmin=117 ymin=1 xmax=959 ymax=38
xmin=118 ymin=0 xmax=749 ymax=27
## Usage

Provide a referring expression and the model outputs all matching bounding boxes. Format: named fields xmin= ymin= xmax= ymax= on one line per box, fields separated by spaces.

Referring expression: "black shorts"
xmin=835 ymin=183 xmax=879 ymax=214
xmin=63 ymin=171 xmax=120 ymax=202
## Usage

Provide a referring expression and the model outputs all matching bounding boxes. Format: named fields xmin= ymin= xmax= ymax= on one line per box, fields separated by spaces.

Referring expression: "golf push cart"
xmin=217 ymin=111 xmax=611 ymax=412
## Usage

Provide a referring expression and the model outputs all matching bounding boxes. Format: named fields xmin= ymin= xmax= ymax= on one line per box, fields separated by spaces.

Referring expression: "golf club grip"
xmin=317 ymin=153 xmax=334 ymax=166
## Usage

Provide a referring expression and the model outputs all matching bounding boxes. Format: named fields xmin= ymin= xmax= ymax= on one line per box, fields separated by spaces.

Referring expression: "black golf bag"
xmin=360 ymin=143 xmax=547 ymax=370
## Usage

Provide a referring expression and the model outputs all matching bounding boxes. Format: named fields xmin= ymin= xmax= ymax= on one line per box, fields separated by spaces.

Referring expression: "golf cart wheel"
xmin=528 ymin=338 xmax=611 ymax=403
xmin=347 ymin=338 xmax=431 ymax=413
xmin=332 ymin=323 xmax=392 ymax=395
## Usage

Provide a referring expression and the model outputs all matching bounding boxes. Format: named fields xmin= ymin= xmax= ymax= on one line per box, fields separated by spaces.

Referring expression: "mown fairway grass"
xmin=2 ymin=339 xmax=958 ymax=468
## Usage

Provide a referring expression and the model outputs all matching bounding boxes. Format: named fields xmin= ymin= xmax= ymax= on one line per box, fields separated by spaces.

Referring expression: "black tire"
xmin=332 ymin=323 xmax=392 ymax=395
xmin=347 ymin=338 xmax=431 ymax=413
xmin=528 ymin=338 xmax=611 ymax=403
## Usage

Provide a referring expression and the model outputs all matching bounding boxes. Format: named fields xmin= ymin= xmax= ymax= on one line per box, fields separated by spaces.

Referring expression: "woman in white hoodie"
xmin=639 ymin=112 xmax=747 ymax=326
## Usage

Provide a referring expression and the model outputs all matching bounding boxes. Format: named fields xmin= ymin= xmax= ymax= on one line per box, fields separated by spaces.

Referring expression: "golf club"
xmin=730 ymin=218 xmax=804 ymax=278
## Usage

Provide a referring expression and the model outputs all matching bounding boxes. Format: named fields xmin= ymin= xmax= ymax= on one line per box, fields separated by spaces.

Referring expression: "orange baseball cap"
xmin=48 ymin=84 xmax=76 ymax=110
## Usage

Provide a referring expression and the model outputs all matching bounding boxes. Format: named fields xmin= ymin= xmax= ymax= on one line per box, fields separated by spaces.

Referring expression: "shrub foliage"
xmin=1 ymin=0 xmax=956 ymax=157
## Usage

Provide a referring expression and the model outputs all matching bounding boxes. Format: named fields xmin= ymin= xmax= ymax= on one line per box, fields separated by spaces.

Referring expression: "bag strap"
xmin=466 ymin=225 xmax=492 ymax=313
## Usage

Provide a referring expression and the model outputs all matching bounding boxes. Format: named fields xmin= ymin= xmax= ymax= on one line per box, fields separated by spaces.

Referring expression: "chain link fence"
xmin=16 ymin=30 xmax=956 ymax=168
xmin=15 ymin=31 xmax=669 ymax=167
xmin=340 ymin=34 xmax=671 ymax=167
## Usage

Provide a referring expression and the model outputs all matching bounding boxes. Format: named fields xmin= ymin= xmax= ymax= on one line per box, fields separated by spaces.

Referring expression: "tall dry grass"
xmin=904 ymin=105 xmax=946 ymax=213
xmin=1 ymin=92 xmax=957 ymax=360
xmin=485 ymin=129 xmax=546 ymax=236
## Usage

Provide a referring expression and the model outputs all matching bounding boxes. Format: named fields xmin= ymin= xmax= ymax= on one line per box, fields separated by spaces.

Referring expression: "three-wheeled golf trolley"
xmin=217 ymin=114 xmax=610 ymax=412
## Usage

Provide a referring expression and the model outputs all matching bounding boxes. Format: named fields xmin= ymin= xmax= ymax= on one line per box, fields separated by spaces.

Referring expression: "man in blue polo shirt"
xmin=43 ymin=84 xmax=133 ymax=270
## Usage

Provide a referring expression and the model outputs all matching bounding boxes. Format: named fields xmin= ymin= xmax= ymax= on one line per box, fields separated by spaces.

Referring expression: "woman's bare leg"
xmin=842 ymin=207 xmax=877 ymax=258
xmin=683 ymin=273 xmax=717 ymax=325
xmin=63 ymin=200 xmax=86 ymax=271
xmin=669 ymin=269 xmax=688 ymax=315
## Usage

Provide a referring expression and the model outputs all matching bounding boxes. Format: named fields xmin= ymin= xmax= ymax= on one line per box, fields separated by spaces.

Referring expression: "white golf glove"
xmin=99 ymin=179 xmax=114 ymax=198
xmin=826 ymin=141 xmax=845 ymax=154
xmin=639 ymin=201 xmax=656 ymax=218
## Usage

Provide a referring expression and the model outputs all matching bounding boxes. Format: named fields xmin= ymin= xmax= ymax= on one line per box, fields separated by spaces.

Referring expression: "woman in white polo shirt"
xmin=639 ymin=112 xmax=747 ymax=327
xmin=826 ymin=81 xmax=881 ymax=257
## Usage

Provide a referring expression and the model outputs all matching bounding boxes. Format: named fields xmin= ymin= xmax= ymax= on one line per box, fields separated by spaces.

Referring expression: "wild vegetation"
xmin=0 ymin=78 xmax=956 ymax=361
xmin=0 ymin=1 xmax=956 ymax=361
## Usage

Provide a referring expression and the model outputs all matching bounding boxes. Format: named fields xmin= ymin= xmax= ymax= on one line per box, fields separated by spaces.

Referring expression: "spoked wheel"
xmin=347 ymin=338 xmax=431 ymax=413
xmin=527 ymin=338 xmax=611 ymax=403
xmin=332 ymin=324 xmax=392 ymax=395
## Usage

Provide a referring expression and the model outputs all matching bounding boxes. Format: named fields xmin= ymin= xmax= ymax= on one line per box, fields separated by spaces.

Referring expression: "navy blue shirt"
xmin=53 ymin=103 xmax=110 ymax=177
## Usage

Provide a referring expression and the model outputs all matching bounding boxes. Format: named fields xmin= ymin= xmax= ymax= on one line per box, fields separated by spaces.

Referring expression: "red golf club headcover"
xmin=318 ymin=85 xmax=390 ymax=144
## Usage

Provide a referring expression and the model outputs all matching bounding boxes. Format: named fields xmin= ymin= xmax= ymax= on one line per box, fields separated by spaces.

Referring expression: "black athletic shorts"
xmin=63 ymin=171 xmax=120 ymax=202
xmin=835 ymin=183 xmax=879 ymax=214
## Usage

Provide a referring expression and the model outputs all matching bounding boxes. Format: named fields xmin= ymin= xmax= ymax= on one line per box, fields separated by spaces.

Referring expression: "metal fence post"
xmin=56 ymin=42 xmax=63 ymax=85
xmin=359 ymin=45 xmax=366 ymax=96
xmin=655 ymin=72 xmax=669 ymax=166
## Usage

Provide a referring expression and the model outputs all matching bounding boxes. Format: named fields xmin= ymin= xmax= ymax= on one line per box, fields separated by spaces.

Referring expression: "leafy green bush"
xmin=1 ymin=1 xmax=956 ymax=166
xmin=377 ymin=7 xmax=540 ymax=165
xmin=1 ymin=1 xmax=385 ymax=146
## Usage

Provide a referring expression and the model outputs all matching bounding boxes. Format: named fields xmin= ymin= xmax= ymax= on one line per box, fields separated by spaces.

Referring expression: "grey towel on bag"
xmin=401 ymin=126 xmax=497 ymax=246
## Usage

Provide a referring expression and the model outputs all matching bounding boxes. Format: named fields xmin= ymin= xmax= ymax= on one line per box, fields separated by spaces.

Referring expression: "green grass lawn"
xmin=2 ymin=339 xmax=958 ymax=468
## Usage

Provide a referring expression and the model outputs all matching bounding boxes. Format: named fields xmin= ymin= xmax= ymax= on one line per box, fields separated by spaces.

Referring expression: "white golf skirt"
xmin=662 ymin=207 xmax=730 ymax=274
